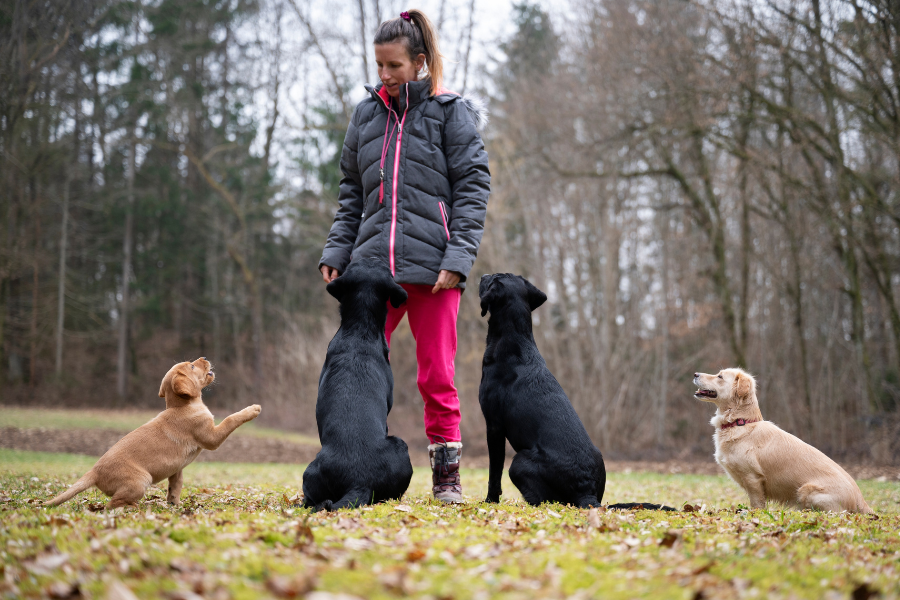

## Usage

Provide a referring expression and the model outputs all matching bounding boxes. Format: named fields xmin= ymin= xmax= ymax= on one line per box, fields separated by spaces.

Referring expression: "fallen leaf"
xmin=379 ymin=567 xmax=410 ymax=594
xmin=266 ymin=574 xmax=314 ymax=598
xmin=23 ymin=552 xmax=69 ymax=576
xmin=588 ymin=508 xmax=600 ymax=529
xmin=344 ymin=537 xmax=373 ymax=551
xmin=305 ymin=593 xmax=365 ymax=600
xmin=169 ymin=558 xmax=200 ymax=573
xmin=394 ymin=504 xmax=412 ymax=513
xmin=296 ymin=519 xmax=314 ymax=547
xmin=692 ymin=561 xmax=715 ymax=576
xmin=683 ymin=504 xmax=697 ymax=513
xmin=405 ymin=548 xmax=426 ymax=562
xmin=47 ymin=581 xmax=78 ymax=599
xmin=168 ymin=592 xmax=204 ymax=600
xmin=87 ymin=502 xmax=105 ymax=512
xmin=106 ymin=581 xmax=139 ymax=600
xmin=660 ymin=530 xmax=682 ymax=548
xmin=48 ymin=516 xmax=70 ymax=527
xmin=546 ymin=509 xmax=561 ymax=518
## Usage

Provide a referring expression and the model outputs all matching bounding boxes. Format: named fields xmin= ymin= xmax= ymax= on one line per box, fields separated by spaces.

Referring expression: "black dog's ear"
xmin=387 ymin=279 xmax=408 ymax=308
xmin=522 ymin=278 xmax=547 ymax=312
xmin=326 ymin=276 xmax=347 ymax=302
xmin=479 ymin=275 xmax=495 ymax=317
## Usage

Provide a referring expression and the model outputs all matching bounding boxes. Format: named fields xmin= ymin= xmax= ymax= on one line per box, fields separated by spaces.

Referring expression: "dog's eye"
xmin=718 ymin=374 xmax=724 ymax=380
xmin=191 ymin=365 xmax=194 ymax=369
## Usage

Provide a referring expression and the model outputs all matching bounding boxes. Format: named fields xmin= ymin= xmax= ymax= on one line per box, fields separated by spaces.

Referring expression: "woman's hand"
xmin=321 ymin=265 xmax=340 ymax=284
xmin=432 ymin=270 xmax=461 ymax=294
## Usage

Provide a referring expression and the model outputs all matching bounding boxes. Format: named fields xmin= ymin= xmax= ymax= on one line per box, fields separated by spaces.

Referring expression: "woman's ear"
xmin=522 ymin=278 xmax=547 ymax=312
xmin=415 ymin=53 xmax=426 ymax=72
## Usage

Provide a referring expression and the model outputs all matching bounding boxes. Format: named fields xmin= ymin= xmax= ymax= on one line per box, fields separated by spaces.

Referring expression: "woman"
xmin=318 ymin=9 xmax=490 ymax=503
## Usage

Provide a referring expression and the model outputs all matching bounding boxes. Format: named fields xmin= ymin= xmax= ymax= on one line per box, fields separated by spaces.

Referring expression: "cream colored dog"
xmin=693 ymin=368 xmax=872 ymax=513
xmin=46 ymin=358 xmax=261 ymax=509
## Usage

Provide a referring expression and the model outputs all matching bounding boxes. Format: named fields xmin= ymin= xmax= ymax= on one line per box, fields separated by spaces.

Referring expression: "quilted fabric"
xmin=319 ymin=79 xmax=491 ymax=288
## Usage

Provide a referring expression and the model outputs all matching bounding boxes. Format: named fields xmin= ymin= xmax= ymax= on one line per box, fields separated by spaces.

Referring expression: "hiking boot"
xmin=429 ymin=439 xmax=463 ymax=503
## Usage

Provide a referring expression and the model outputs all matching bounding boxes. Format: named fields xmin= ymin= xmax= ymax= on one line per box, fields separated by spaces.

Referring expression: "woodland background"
xmin=3 ymin=0 xmax=900 ymax=463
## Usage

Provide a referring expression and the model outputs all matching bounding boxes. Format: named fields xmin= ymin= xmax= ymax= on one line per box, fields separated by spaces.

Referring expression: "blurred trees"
xmin=485 ymin=0 xmax=900 ymax=460
xmin=2 ymin=0 xmax=898 ymax=461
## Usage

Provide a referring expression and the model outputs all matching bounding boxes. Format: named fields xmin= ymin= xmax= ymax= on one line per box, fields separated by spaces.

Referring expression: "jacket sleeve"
xmin=441 ymin=99 xmax=491 ymax=281
xmin=318 ymin=105 xmax=364 ymax=274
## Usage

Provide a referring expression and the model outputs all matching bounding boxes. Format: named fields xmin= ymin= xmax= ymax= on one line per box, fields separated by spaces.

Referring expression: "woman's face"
xmin=375 ymin=42 xmax=425 ymax=98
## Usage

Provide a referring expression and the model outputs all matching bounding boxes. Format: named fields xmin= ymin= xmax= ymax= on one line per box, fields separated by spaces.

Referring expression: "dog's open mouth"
xmin=694 ymin=389 xmax=717 ymax=399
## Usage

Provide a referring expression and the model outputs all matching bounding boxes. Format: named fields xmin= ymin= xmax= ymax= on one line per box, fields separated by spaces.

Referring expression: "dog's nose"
xmin=694 ymin=373 xmax=699 ymax=378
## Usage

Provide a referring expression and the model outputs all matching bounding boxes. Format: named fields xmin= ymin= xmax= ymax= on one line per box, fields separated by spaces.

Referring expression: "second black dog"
xmin=302 ymin=258 xmax=414 ymax=511
xmin=478 ymin=273 xmax=607 ymax=508
xmin=478 ymin=274 xmax=676 ymax=511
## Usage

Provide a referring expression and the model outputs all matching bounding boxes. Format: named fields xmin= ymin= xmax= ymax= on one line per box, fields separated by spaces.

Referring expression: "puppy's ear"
xmin=158 ymin=377 xmax=167 ymax=398
xmin=326 ymin=276 xmax=347 ymax=302
xmin=387 ymin=280 xmax=408 ymax=309
xmin=172 ymin=373 xmax=196 ymax=398
xmin=734 ymin=371 xmax=755 ymax=404
xmin=522 ymin=278 xmax=548 ymax=312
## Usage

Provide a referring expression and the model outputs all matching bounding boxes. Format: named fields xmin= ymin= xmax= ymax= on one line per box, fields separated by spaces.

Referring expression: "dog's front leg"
xmin=167 ymin=469 xmax=183 ymax=505
xmin=742 ymin=473 xmax=767 ymax=509
xmin=485 ymin=426 xmax=506 ymax=503
xmin=195 ymin=405 xmax=262 ymax=450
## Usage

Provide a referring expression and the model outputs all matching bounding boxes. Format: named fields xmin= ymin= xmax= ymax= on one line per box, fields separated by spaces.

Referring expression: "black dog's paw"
xmin=484 ymin=494 xmax=500 ymax=503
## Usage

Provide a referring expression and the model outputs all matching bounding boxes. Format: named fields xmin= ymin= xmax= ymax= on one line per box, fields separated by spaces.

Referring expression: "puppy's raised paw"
xmin=241 ymin=405 xmax=262 ymax=421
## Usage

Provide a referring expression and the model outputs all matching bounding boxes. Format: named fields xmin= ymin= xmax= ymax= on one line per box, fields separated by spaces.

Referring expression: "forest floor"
xmin=2 ymin=448 xmax=900 ymax=600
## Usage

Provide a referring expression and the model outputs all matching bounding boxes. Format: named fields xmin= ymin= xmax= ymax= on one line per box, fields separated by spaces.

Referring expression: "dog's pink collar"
xmin=720 ymin=418 xmax=759 ymax=429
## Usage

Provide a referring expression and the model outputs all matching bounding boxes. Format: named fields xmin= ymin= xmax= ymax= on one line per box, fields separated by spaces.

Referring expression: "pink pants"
xmin=385 ymin=284 xmax=462 ymax=443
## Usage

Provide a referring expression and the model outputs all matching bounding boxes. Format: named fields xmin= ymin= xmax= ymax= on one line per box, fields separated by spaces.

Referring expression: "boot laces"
xmin=432 ymin=436 xmax=458 ymax=491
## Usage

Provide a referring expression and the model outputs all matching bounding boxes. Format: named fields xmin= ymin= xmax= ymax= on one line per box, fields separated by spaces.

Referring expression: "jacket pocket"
xmin=438 ymin=202 xmax=450 ymax=241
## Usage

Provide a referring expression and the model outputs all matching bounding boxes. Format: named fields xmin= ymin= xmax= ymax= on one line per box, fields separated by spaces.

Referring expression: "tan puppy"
xmin=693 ymin=368 xmax=872 ymax=514
xmin=46 ymin=358 xmax=261 ymax=509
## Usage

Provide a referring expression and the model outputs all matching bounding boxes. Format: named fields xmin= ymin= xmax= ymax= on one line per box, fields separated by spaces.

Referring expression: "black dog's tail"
xmin=608 ymin=502 xmax=678 ymax=511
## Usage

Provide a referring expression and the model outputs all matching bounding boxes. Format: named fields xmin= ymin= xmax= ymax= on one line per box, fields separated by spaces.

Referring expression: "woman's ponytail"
xmin=374 ymin=9 xmax=445 ymax=96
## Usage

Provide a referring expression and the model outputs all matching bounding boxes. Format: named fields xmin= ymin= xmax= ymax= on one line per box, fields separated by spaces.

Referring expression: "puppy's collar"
xmin=720 ymin=418 xmax=759 ymax=429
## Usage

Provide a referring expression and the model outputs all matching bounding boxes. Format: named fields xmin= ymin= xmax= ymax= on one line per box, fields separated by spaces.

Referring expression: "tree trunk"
xmin=55 ymin=168 xmax=71 ymax=377
xmin=117 ymin=131 xmax=136 ymax=401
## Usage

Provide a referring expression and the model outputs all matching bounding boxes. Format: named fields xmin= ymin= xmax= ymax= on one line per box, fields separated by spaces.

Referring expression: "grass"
xmin=1 ymin=448 xmax=899 ymax=599
xmin=0 ymin=406 xmax=320 ymax=446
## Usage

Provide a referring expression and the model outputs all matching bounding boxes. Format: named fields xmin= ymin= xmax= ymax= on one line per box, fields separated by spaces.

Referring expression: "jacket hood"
xmin=366 ymin=80 xmax=489 ymax=131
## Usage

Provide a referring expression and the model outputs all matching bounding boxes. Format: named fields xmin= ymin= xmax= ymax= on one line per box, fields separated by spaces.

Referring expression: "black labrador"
xmin=302 ymin=258 xmax=414 ymax=511
xmin=479 ymin=274 xmax=674 ymax=511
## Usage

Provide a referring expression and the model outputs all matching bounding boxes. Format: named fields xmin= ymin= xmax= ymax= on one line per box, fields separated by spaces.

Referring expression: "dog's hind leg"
xmin=106 ymin=475 xmax=151 ymax=510
xmin=167 ymin=469 xmax=184 ymax=505
xmin=330 ymin=488 xmax=373 ymax=511
xmin=509 ymin=451 xmax=555 ymax=506
xmin=797 ymin=483 xmax=843 ymax=513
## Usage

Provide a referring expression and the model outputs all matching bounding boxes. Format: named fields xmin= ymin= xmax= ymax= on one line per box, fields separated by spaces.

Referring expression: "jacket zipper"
xmin=389 ymin=86 xmax=409 ymax=276
xmin=438 ymin=202 xmax=450 ymax=240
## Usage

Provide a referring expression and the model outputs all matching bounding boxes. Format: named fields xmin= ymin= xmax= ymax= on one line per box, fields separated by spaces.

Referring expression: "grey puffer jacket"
xmin=319 ymin=79 xmax=490 ymax=289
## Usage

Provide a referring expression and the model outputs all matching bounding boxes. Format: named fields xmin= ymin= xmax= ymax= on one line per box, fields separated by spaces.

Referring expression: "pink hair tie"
xmin=400 ymin=11 xmax=411 ymax=20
